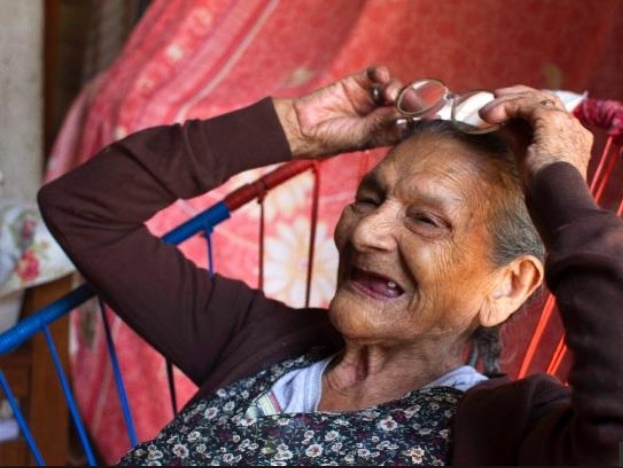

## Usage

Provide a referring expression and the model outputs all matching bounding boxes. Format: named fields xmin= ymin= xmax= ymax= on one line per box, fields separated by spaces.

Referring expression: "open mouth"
xmin=349 ymin=267 xmax=405 ymax=299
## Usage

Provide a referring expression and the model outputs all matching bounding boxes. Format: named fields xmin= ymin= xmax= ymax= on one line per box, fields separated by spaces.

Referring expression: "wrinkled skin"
xmin=320 ymin=133 xmax=543 ymax=411
xmin=330 ymin=134 xmax=499 ymax=349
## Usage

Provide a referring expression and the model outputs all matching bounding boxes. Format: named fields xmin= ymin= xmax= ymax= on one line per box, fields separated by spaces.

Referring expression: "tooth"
xmin=387 ymin=281 xmax=397 ymax=289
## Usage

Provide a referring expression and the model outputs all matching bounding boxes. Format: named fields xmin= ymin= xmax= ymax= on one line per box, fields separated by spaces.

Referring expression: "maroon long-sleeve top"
xmin=38 ymin=98 xmax=623 ymax=465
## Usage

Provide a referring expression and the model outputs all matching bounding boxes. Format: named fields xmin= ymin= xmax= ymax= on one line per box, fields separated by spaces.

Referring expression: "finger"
xmin=479 ymin=91 xmax=566 ymax=124
xmin=494 ymin=84 xmax=567 ymax=106
xmin=366 ymin=65 xmax=391 ymax=85
xmin=360 ymin=65 xmax=395 ymax=106
xmin=493 ymin=84 xmax=538 ymax=96
xmin=363 ymin=106 xmax=406 ymax=148
xmin=371 ymin=78 xmax=403 ymax=105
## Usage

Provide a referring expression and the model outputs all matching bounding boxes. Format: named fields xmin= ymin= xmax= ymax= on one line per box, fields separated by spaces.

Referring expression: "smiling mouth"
xmin=349 ymin=268 xmax=405 ymax=300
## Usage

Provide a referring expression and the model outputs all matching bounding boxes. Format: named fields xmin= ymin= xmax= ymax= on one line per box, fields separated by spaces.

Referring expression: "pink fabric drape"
xmin=45 ymin=0 xmax=623 ymax=461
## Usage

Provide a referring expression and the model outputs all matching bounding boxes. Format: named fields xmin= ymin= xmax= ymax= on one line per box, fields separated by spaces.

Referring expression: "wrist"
xmin=272 ymin=97 xmax=308 ymax=158
xmin=523 ymin=153 xmax=588 ymax=188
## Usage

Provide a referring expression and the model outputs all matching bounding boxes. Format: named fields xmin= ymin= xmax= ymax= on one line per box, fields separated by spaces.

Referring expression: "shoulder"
xmin=451 ymin=373 xmax=570 ymax=463
xmin=462 ymin=373 xmax=571 ymax=419
xmin=460 ymin=373 xmax=571 ymax=424
xmin=463 ymin=372 xmax=569 ymax=407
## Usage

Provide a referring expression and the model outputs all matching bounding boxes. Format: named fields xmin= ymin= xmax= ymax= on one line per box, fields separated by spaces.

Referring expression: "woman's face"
xmin=330 ymin=133 xmax=505 ymax=347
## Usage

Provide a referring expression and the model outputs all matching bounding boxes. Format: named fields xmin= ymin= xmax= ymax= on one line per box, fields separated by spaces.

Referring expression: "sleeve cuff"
xmin=525 ymin=162 xmax=601 ymax=248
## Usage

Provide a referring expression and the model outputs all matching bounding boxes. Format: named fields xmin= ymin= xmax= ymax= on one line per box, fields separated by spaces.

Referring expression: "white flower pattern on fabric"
xmin=264 ymin=217 xmax=337 ymax=308
xmin=116 ymin=351 xmax=461 ymax=466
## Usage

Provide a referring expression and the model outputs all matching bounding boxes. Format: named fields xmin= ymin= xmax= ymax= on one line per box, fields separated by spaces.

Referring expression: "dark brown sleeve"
xmin=37 ymin=98 xmax=300 ymax=385
xmin=519 ymin=162 xmax=623 ymax=464
xmin=454 ymin=162 xmax=623 ymax=466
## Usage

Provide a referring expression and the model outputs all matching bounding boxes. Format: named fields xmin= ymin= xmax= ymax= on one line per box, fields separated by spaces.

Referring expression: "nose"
xmin=350 ymin=204 xmax=399 ymax=253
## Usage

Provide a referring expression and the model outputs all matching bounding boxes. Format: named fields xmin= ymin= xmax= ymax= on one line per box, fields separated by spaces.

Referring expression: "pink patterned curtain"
xmin=45 ymin=0 xmax=623 ymax=462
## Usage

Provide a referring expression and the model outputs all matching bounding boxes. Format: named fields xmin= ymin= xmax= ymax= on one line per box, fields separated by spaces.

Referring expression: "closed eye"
xmin=406 ymin=211 xmax=452 ymax=234
xmin=355 ymin=196 xmax=378 ymax=206
xmin=412 ymin=214 xmax=438 ymax=226
xmin=405 ymin=212 xmax=448 ymax=238
xmin=352 ymin=198 xmax=375 ymax=212
xmin=351 ymin=194 xmax=381 ymax=214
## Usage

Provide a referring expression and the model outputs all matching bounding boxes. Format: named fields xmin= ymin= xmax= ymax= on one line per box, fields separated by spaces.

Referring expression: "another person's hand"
xmin=479 ymin=85 xmax=593 ymax=185
xmin=273 ymin=65 xmax=404 ymax=159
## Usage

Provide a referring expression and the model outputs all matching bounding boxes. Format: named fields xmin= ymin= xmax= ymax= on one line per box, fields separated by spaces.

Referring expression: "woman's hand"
xmin=273 ymin=65 xmax=404 ymax=159
xmin=479 ymin=85 xmax=594 ymax=186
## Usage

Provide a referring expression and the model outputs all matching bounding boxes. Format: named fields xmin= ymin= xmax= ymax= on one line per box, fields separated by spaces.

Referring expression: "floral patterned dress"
xmin=116 ymin=351 xmax=462 ymax=466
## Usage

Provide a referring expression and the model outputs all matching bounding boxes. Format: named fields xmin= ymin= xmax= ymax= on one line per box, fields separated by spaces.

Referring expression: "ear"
xmin=479 ymin=255 xmax=544 ymax=328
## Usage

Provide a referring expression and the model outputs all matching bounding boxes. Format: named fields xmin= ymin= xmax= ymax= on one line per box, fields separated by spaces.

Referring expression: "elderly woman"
xmin=38 ymin=66 xmax=622 ymax=465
